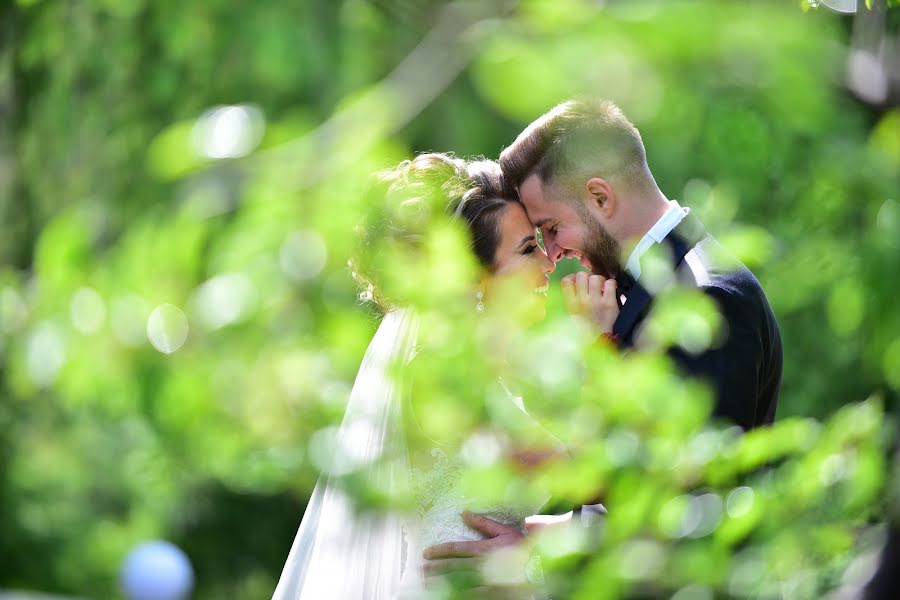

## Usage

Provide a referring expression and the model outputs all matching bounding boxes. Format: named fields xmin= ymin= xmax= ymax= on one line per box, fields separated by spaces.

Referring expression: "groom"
xmin=423 ymin=99 xmax=783 ymax=574
xmin=501 ymin=98 xmax=782 ymax=429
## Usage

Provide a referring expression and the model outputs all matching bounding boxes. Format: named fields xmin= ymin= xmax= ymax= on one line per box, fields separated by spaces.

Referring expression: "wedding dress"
xmin=272 ymin=310 xmax=549 ymax=599
xmin=399 ymin=444 xmax=548 ymax=595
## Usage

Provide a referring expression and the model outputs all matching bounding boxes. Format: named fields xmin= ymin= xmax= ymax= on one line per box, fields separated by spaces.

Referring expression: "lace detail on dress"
xmin=402 ymin=378 xmax=556 ymax=565
xmin=408 ymin=446 xmax=545 ymax=551
xmin=410 ymin=448 xmax=461 ymax=515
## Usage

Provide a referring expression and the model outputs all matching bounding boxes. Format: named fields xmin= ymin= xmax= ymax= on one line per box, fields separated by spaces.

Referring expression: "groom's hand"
xmin=423 ymin=511 xmax=525 ymax=562
xmin=561 ymin=272 xmax=619 ymax=333
xmin=423 ymin=512 xmax=533 ymax=596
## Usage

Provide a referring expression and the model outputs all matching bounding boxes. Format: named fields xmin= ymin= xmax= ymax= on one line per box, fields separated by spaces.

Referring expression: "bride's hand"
xmin=561 ymin=272 xmax=619 ymax=333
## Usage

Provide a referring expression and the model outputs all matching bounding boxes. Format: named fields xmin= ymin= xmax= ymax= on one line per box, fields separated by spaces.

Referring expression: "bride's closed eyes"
xmin=490 ymin=202 xmax=554 ymax=289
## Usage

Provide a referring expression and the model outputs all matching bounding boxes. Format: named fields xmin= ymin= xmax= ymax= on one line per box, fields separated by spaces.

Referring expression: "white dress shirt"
xmin=624 ymin=199 xmax=688 ymax=281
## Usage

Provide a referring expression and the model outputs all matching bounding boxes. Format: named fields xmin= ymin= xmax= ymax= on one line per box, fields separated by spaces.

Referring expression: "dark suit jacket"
xmin=612 ymin=210 xmax=782 ymax=430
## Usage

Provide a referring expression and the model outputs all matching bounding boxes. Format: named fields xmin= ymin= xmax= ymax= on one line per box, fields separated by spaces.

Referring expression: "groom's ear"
xmin=585 ymin=177 xmax=615 ymax=217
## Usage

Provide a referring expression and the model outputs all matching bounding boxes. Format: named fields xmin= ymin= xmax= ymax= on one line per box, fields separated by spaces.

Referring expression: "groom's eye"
xmin=522 ymin=244 xmax=538 ymax=255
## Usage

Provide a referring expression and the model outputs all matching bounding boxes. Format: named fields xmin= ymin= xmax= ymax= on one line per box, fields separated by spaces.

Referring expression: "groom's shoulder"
xmin=677 ymin=232 xmax=771 ymax=314
xmin=670 ymin=212 xmax=762 ymax=297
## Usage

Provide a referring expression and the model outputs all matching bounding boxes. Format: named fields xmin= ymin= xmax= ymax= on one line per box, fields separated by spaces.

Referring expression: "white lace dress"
xmin=398 ymin=389 xmax=555 ymax=594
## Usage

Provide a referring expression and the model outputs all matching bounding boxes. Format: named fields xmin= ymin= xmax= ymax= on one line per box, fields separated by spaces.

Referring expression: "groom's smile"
xmin=563 ymin=249 xmax=592 ymax=270
xmin=517 ymin=173 xmax=625 ymax=279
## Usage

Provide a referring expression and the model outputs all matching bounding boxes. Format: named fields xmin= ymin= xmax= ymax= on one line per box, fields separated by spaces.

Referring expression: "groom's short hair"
xmin=500 ymin=99 xmax=652 ymax=199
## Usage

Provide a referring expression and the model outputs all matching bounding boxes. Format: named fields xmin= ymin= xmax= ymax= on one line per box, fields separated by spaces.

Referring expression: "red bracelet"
xmin=599 ymin=332 xmax=621 ymax=346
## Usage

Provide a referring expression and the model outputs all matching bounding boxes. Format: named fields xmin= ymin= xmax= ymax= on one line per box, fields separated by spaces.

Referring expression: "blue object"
xmin=121 ymin=540 xmax=194 ymax=600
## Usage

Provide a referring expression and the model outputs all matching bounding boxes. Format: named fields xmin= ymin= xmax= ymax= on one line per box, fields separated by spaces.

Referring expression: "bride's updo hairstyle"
xmin=352 ymin=153 xmax=515 ymax=310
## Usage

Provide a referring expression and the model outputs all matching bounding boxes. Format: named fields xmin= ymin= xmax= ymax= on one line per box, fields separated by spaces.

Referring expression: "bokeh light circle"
xmin=147 ymin=304 xmax=189 ymax=354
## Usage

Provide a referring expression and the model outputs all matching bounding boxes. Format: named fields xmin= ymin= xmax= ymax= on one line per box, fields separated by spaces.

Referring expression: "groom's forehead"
xmin=520 ymin=174 xmax=569 ymax=208
xmin=519 ymin=173 xmax=545 ymax=199
xmin=519 ymin=178 xmax=569 ymax=221
xmin=518 ymin=176 xmax=550 ymax=214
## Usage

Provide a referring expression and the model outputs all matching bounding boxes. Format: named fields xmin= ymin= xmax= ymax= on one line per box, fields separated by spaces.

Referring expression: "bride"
xmin=272 ymin=153 xmax=613 ymax=599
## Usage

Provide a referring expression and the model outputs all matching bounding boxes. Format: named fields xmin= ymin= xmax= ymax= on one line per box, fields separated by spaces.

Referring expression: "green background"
xmin=1 ymin=0 xmax=899 ymax=598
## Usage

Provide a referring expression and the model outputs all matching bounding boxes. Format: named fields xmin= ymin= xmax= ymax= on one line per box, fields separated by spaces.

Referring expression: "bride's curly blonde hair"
xmin=351 ymin=152 xmax=516 ymax=309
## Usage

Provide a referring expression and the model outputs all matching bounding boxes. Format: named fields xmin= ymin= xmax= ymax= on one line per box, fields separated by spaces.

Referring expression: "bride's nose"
xmin=538 ymin=247 xmax=555 ymax=275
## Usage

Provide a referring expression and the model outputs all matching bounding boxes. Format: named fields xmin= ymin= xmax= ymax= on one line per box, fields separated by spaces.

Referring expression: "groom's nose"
xmin=545 ymin=241 xmax=564 ymax=263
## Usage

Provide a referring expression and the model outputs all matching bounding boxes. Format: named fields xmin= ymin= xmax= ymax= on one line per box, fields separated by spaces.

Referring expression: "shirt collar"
xmin=624 ymin=200 xmax=687 ymax=281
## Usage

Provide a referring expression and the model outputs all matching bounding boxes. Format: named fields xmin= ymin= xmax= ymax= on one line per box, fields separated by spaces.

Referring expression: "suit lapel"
xmin=612 ymin=280 xmax=651 ymax=345
xmin=611 ymin=210 xmax=709 ymax=346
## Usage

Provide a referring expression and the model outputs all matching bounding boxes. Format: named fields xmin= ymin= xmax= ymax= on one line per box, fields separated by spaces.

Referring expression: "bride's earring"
xmin=475 ymin=290 xmax=485 ymax=313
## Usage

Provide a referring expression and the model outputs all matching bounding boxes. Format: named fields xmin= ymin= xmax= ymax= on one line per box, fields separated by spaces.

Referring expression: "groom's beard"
xmin=583 ymin=214 xmax=623 ymax=280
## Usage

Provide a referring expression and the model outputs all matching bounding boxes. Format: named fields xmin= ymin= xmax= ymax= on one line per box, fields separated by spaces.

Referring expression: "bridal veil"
xmin=272 ymin=309 xmax=418 ymax=600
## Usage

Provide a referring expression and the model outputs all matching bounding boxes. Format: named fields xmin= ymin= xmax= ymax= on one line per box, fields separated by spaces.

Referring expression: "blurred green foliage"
xmin=1 ymin=0 xmax=899 ymax=598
